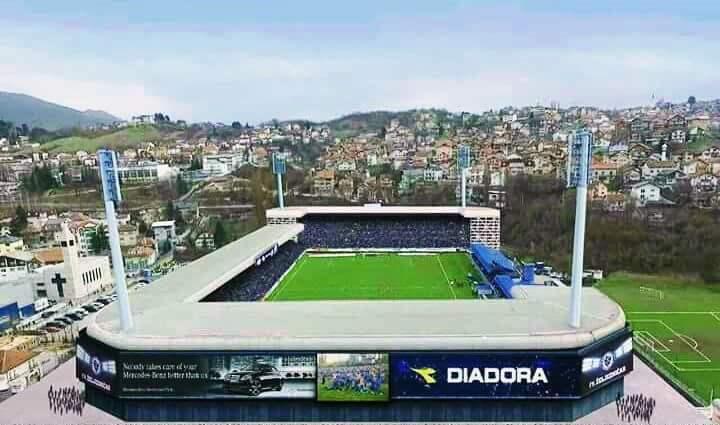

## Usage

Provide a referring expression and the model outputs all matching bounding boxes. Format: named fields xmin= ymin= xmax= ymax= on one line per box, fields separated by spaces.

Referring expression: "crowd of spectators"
xmin=319 ymin=364 xmax=386 ymax=395
xmin=203 ymin=241 xmax=304 ymax=302
xmin=48 ymin=385 xmax=84 ymax=416
xmin=206 ymin=215 xmax=470 ymax=302
xmin=616 ymin=393 xmax=655 ymax=423
xmin=300 ymin=215 xmax=470 ymax=249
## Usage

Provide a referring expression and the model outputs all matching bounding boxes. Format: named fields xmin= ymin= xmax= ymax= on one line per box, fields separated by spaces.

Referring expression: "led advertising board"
xmin=76 ymin=336 xmax=119 ymax=396
xmin=117 ymin=352 xmax=316 ymax=399
xmin=390 ymin=352 xmax=580 ymax=399
xmin=78 ymin=329 xmax=631 ymax=401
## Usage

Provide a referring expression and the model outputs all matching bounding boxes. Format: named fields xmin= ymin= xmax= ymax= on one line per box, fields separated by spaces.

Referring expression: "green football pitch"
xmin=265 ymin=252 xmax=483 ymax=301
xmin=597 ymin=272 xmax=720 ymax=405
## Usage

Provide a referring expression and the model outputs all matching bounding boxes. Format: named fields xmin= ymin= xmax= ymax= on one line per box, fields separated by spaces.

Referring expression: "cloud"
xmin=1 ymin=3 xmax=719 ymax=123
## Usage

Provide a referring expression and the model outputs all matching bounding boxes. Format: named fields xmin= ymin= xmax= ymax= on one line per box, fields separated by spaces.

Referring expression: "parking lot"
xmin=15 ymin=293 xmax=119 ymax=341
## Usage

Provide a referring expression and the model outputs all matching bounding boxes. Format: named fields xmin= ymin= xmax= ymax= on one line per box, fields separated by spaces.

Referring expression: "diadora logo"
xmin=411 ymin=367 xmax=437 ymax=386
xmin=601 ymin=352 xmax=615 ymax=371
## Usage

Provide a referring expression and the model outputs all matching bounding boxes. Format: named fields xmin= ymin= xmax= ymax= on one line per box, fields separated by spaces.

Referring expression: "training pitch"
xmin=265 ymin=252 xmax=482 ymax=301
xmin=597 ymin=272 xmax=720 ymax=405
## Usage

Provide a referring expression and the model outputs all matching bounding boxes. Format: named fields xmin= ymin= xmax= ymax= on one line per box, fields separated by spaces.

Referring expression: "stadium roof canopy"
xmin=89 ymin=224 xmax=625 ymax=353
xmin=266 ymin=205 xmax=500 ymax=219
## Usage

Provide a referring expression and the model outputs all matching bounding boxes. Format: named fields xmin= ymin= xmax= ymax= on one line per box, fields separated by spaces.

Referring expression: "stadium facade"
xmin=79 ymin=205 xmax=632 ymax=422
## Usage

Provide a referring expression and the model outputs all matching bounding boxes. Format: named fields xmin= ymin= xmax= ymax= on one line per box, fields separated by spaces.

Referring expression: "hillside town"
xmin=0 ymin=97 xmax=719 ymax=397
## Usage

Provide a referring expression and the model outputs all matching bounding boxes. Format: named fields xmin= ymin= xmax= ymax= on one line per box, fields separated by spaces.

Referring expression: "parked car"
xmin=223 ymin=363 xmax=283 ymax=396
xmin=82 ymin=304 xmax=100 ymax=313
xmin=95 ymin=298 xmax=111 ymax=305
xmin=44 ymin=321 xmax=66 ymax=330
xmin=41 ymin=311 xmax=55 ymax=319
xmin=65 ymin=312 xmax=84 ymax=321
xmin=55 ymin=317 xmax=73 ymax=325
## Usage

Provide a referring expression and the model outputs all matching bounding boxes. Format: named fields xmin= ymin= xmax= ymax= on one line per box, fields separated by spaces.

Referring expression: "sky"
xmin=1 ymin=0 xmax=718 ymax=123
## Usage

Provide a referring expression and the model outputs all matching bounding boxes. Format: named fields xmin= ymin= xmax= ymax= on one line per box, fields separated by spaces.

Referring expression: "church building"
xmin=32 ymin=224 xmax=112 ymax=305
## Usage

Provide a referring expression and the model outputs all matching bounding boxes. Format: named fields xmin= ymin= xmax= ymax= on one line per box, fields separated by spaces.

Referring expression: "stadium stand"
xmin=204 ymin=215 xmax=474 ymax=301
xmin=300 ymin=215 xmax=470 ymax=249
xmin=204 ymin=241 xmax=304 ymax=301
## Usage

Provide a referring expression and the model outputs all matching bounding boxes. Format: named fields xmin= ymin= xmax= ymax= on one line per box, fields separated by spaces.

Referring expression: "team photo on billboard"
xmin=317 ymin=353 xmax=389 ymax=402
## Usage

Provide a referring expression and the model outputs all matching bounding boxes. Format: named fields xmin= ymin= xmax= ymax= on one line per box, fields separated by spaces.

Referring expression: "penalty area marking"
xmin=635 ymin=330 xmax=670 ymax=353
xmin=631 ymin=319 xmax=713 ymax=370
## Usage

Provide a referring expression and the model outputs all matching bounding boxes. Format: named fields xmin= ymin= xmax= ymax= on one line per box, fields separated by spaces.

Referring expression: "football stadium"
xmin=78 ymin=205 xmax=633 ymax=422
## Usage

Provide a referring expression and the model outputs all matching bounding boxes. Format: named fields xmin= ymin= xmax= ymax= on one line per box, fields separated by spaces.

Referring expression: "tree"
xmin=164 ymin=200 xmax=174 ymax=221
xmin=189 ymin=156 xmax=202 ymax=170
xmin=231 ymin=121 xmax=242 ymax=129
xmin=213 ymin=221 xmax=228 ymax=248
xmin=138 ymin=220 xmax=148 ymax=236
xmin=252 ymin=168 xmax=267 ymax=225
xmin=10 ymin=206 xmax=28 ymax=236
xmin=22 ymin=166 xmax=59 ymax=193
xmin=176 ymin=174 xmax=189 ymax=196
xmin=90 ymin=224 xmax=109 ymax=254
xmin=173 ymin=207 xmax=185 ymax=228
xmin=687 ymin=96 xmax=696 ymax=105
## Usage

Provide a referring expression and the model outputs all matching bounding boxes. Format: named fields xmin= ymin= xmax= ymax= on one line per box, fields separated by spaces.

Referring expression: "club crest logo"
xmin=601 ymin=352 xmax=615 ymax=371
xmin=91 ymin=356 xmax=102 ymax=375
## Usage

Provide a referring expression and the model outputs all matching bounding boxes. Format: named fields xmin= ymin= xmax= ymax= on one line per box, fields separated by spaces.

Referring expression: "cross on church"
xmin=51 ymin=273 xmax=67 ymax=298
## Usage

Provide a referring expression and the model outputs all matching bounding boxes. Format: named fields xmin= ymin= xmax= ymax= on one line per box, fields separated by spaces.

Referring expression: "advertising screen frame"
xmin=78 ymin=327 xmax=632 ymax=401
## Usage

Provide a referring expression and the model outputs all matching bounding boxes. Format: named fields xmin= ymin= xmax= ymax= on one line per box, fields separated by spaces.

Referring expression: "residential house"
xmin=423 ymin=167 xmax=443 ymax=182
xmin=628 ymin=143 xmax=653 ymax=162
xmin=682 ymin=159 xmax=709 ymax=176
xmin=0 ymin=350 xmax=42 ymax=393
xmin=589 ymin=182 xmax=608 ymax=201
xmin=337 ymin=178 xmax=354 ymax=200
xmin=0 ymin=235 xmax=24 ymax=255
xmin=151 ymin=221 xmax=176 ymax=253
xmin=592 ymin=162 xmax=618 ymax=182
xmin=194 ymin=233 xmax=215 ymax=251
xmin=653 ymin=170 xmax=687 ymax=188
xmin=605 ymin=193 xmax=626 ymax=212
xmin=629 ymin=182 xmax=663 ymax=206
xmin=313 ymin=169 xmax=335 ymax=196
xmin=124 ymin=244 xmax=157 ymax=272
xmin=641 ymin=160 xmax=677 ymax=178
xmin=629 ymin=118 xmax=651 ymax=142
xmin=118 ymin=225 xmax=138 ymax=248
xmin=691 ymin=174 xmax=719 ymax=192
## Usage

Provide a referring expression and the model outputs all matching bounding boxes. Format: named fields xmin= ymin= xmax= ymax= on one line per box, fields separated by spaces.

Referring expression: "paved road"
xmin=578 ymin=355 xmax=710 ymax=424
xmin=0 ymin=355 xmax=711 ymax=424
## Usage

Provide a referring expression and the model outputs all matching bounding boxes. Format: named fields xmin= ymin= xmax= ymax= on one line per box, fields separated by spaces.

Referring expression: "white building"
xmin=629 ymin=182 xmax=662 ymax=206
xmin=0 ymin=252 xmax=33 ymax=282
xmin=151 ymin=221 xmax=176 ymax=252
xmin=202 ymin=154 xmax=245 ymax=177
xmin=0 ymin=235 xmax=24 ymax=255
xmin=423 ymin=168 xmax=443 ymax=182
xmin=117 ymin=161 xmax=175 ymax=184
xmin=31 ymin=224 xmax=112 ymax=305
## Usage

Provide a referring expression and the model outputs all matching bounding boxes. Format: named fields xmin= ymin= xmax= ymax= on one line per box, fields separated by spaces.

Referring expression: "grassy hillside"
xmin=0 ymin=91 xmax=119 ymax=130
xmin=40 ymin=126 xmax=161 ymax=153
